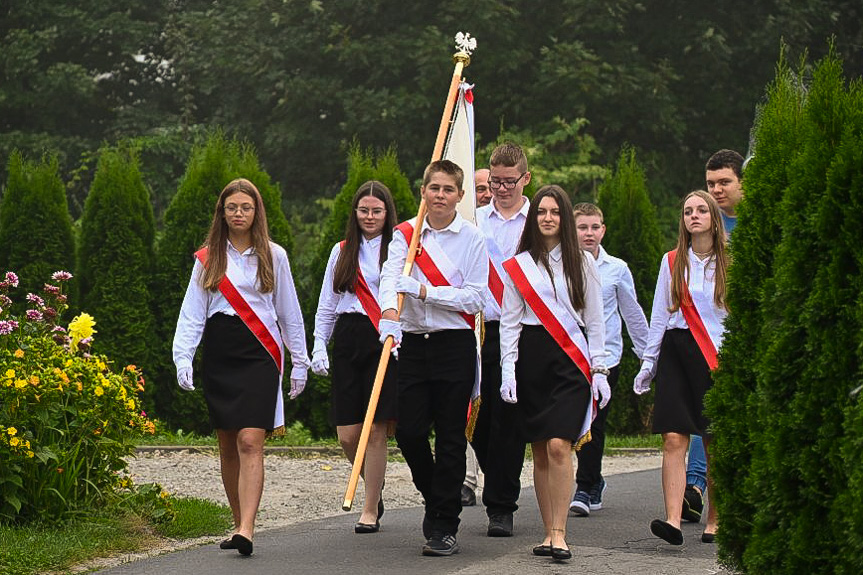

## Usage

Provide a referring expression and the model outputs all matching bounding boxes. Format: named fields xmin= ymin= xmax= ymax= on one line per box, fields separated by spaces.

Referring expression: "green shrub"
xmin=0 ymin=152 xmax=75 ymax=303
xmin=597 ymin=146 xmax=664 ymax=434
xmin=152 ymin=130 xmax=294 ymax=434
xmin=0 ymin=271 xmax=156 ymax=522
xmin=77 ymin=146 xmax=159 ymax=390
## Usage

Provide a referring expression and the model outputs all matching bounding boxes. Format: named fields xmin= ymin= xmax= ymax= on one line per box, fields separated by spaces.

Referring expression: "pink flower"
xmin=26 ymin=309 xmax=43 ymax=321
xmin=57 ymin=294 xmax=68 ymax=303
xmin=43 ymin=307 xmax=57 ymax=319
xmin=4 ymin=272 xmax=18 ymax=287
xmin=43 ymin=284 xmax=60 ymax=295
xmin=0 ymin=320 xmax=19 ymax=335
xmin=141 ymin=411 xmax=147 ymax=417
xmin=0 ymin=295 xmax=11 ymax=306
xmin=26 ymin=293 xmax=45 ymax=307
xmin=52 ymin=325 xmax=67 ymax=333
xmin=51 ymin=271 xmax=73 ymax=282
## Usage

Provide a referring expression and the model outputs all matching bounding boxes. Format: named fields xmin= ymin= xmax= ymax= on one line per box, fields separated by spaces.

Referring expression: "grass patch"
xmin=138 ymin=421 xmax=341 ymax=448
xmin=0 ymin=497 xmax=232 ymax=575
xmin=605 ymin=434 xmax=662 ymax=450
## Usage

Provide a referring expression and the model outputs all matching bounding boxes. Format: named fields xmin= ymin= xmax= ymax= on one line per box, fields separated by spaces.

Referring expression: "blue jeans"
xmin=687 ymin=435 xmax=708 ymax=492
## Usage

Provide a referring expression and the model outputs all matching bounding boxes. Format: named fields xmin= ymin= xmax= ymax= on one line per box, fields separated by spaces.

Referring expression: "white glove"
xmin=378 ymin=319 xmax=402 ymax=347
xmin=311 ymin=349 xmax=329 ymax=376
xmin=633 ymin=368 xmax=652 ymax=395
xmin=177 ymin=367 xmax=195 ymax=391
xmin=500 ymin=377 xmax=517 ymax=404
xmin=592 ymin=372 xmax=611 ymax=409
xmin=396 ymin=275 xmax=423 ymax=299
xmin=289 ymin=378 xmax=306 ymax=399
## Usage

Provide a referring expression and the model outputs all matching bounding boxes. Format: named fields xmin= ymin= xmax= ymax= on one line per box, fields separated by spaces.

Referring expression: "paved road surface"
xmin=96 ymin=469 xmax=732 ymax=575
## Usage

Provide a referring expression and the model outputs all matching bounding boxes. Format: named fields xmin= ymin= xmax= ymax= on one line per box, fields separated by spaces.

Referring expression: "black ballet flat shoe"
xmin=231 ymin=533 xmax=253 ymax=556
xmin=378 ymin=496 xmax=385 ymax=520
xmin=701 ymin=531 xmax=716 ymax=543
xmin=650 ymin=519 xmax=684 ymax=545
xmin=354 ymin=521 xmax=380 ymax=534
xmin=219 ymin=538 xmax=236 ymax=550
xmin=551 ymin=546 xmax=572 ymax=561
xmin=532 ymin=544 xmax=552 ymax=556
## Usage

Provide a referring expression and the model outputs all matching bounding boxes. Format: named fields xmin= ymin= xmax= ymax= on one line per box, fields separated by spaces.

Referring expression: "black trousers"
xmin=468 ymin=322 xmax=526 ymax=516
xmin=395 ymin=329 xmax=476 ymax=536
xmin=575 ymin=365 xmax=621 ymax=492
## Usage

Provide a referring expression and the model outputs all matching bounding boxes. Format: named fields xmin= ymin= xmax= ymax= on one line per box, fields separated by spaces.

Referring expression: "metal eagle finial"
xmin=454 ymin=32 xmax=477 ymax=55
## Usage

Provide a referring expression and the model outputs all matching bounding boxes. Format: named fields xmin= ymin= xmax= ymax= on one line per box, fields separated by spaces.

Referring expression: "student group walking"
xmin=173 ymin=144 xmax=746 ymax=560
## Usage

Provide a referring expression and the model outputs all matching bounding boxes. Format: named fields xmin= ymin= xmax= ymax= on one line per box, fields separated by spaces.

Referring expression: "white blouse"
xmin=499 ymin=244 xmax=607 ymax=382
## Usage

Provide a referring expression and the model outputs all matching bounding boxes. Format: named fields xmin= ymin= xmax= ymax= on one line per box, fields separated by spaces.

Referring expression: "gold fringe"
xmin=573 ymin=429 xmax=592 ymax=452
xmin=465 ymin=396 xmax=482 ymax=441
xmin=267 ymin=425 xmax=286 ymax=439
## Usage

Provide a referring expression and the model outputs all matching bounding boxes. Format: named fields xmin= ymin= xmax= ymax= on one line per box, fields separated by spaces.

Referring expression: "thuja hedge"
xmin=707 ymin=47 xmax=863 ymax=574
xmin=152 ymin=131 xmax=294 ymax=433
xmin=596 ymin=146 xmax=664 ymax=434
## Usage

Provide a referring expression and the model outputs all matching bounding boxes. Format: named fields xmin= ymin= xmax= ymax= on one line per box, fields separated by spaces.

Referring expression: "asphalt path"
xmin=96 ymin=468 xmax=732 ymax=575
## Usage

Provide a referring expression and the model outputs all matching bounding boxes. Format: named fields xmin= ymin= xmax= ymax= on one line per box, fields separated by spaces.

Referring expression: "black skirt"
xmin=515 ymin=325 xmax=592 ymax=444
xmin=330 ymin=313 xmax=398 ymax=426
xmin=652 ymin=328 xmax=713 ymax=436
xmin=202 ymin=313 xmax=280 ymax=431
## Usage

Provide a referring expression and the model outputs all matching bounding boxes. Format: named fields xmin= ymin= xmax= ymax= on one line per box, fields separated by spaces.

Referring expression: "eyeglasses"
xmin=488 ymin=173 xmax=526 ymax=190
xmin=224 ymin=204 xmax=255 ymax=215
xmin=356 ymin=208 xmax=386 ymax=218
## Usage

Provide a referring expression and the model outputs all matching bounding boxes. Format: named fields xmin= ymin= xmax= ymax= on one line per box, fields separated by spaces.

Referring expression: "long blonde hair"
xmin=669 ymin=190 xmax=729 ymax=312
xmin=201 ymin=178 xmax=275 ymax=293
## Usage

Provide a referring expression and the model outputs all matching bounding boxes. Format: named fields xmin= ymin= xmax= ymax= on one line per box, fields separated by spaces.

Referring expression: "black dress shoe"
xmin=487 ymin=513 xmax=514 ymax=537
xmin=650 ymin=519 xmax=684 ymax=545
xmin=701 ymin=531 xmax=716 ymax=543
xmin=354 ymin=521 xmax=380 ymax=534
xmin=378 ymin=496 xmax=384 ymax=520
xmin=231 ymin=534 xmax=253 ymax=556
xmin=461 ymin=485 xmax=476 ymax=507
xmin=219 ymin=538 xmax=236 ymax=550
xmin=551 ymin=546 xmax=572 ymax=561
xmin=532 ymin=544 xmax=552 ymax=556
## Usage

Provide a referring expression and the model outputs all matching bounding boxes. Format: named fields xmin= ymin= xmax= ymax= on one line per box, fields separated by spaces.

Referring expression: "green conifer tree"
xmin=706 ymin=50 xmax=808 ymax=569
xmin=152 ymin=131 xmax=294 ymax=433
xmin=0 ymin=152 xmax=75 ymax=297
xmin=77 ymin=146 xmax=158 ymax=378
xmin=596 ymin=146 xmax=664 ymax=433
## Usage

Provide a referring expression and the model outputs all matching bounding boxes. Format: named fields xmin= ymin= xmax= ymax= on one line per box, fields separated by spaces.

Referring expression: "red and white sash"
xmin=503 ymin=252 xmax=596 ymax=443
xmin=396 ymin=220 xmax=475 ymax=330
xmin=485 ymin=236 xmax=507 ymax=313
xmin=667 ymin=250 xmax=722 ymax=370
xmin=195 ymin=247 xmax=285 ymax=428
xmin=339 ymin=240 xmax=382 ymax=332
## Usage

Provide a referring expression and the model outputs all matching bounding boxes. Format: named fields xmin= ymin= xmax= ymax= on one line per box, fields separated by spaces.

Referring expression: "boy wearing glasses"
xmin=470 ymin=143 xmax=532 ymax=537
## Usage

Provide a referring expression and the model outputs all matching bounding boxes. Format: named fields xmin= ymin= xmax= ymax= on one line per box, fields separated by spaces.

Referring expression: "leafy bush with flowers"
xmin=0 ymin=271 xmax=170 ymax=523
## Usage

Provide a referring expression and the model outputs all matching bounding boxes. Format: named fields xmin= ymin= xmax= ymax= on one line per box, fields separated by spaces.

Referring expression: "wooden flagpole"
xmin=342 ymin=38 xmax=474 ymax=511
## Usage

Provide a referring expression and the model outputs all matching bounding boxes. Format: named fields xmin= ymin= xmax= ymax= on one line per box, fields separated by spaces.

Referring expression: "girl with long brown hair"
xmin=633 ymin=189 xmax=729 ymax=546
xmin=499 ymin=185 xmax=610 ymax=562
xmin=173 ymin=178 xmax=310 ymax=556
xmin=311 ymin=180 xmax=398 ymax=533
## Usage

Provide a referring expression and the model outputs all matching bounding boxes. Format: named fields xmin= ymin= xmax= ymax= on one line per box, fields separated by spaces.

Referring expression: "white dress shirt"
xmin=313 ymin=235 xmax=382 ymax=355
xmin=594 ymin=245 xmax=649 ymax=368
xmin=499 ymin=244 xmax=607 ymax=381
xmin=476 ymin=197 xmax=530 ymax=321
xmin=641 ymin=247 xmax=728 ymax=376
xmin=379 ymin=213 xmax=488 ymax=333
xmin=172 ymin=240 xmax=310 ymax=380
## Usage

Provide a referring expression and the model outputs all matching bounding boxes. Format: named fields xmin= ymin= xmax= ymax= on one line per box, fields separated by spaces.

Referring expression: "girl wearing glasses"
xmin=633 ymin=190 xmax=728 ymax=545
xmin=173 ymin=178 xmax=310 ymax=556
xmin=312 ymin=180 xmax=399 ymax=533
xmin=499 ymin=185 xmax=610 ymax=562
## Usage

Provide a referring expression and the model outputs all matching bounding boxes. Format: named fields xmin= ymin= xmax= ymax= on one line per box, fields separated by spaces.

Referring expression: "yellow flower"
xmin=96 ymin=360 xmax=107 ymax=371
xmin=160 ymin=490 xmax=169 ymax=499
xmin=15 ymin=379 xmax=27 ymax=389
xmin=69 ymin=313 xmax=96 ymax=350
xmin=7 ymin=427 xmax=17 ymax=436
xmin=94 ymin=386 xmax=104 ymax=396
xmin=126 ymin=399 xmax=135 ymax=411
xmin=24 ymin=440 xmax=30 ymax=449
xmin=13 ymin=349 xmax=24 ymax=358
xmin=5 ymin=369 xmax=15 ymax=378
xmin=29 ymin=375 xmax=39 ymax=385
xmin=76 ymin=382 xmax=82 ymax=391
xmin=9 ymin=437 xmax=19 ymax=447
xmin=26 ymin=451 xmax=34 ymax=458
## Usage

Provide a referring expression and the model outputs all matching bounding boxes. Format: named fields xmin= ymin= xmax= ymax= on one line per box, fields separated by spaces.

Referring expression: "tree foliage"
xmin=77 ymin=146 xmax=158 ymax=382
xmin=0 ymin=152 xmax=75 ymax=299
xmin=152 ymin=131 xmax=294 ymax=433
xmin=596 ymin=147 xmax=664 ymax=433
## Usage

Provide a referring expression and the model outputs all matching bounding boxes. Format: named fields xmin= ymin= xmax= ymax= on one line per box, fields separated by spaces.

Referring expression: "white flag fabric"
xmin=443 ymin=82 xmax=477 ymax=224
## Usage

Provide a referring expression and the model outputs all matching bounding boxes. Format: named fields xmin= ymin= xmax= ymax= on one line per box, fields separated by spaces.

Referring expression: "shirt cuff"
xmin=290 ymin=365 xmax=308 ymax=381
xmin=641 ymin=359 xmax=656 ymax=377
xmin=501 ymin=361 xmax=516 ymax=383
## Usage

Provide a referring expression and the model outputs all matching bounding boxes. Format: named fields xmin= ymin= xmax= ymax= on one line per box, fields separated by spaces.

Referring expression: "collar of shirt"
xmin=488 ymin=196 xmax=530 ymax=222
xmin=363 ymin=234 xmax=382 ymax=249
xmin=549 ymin=243 xmax=562 ymax=262
xmin=422 ymin=211 xmax=466 ymax=235
xmin=227 ymin=240 xmax=255 ymax=256
xmin=595 ymin=244 xmax=609 ymax=266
